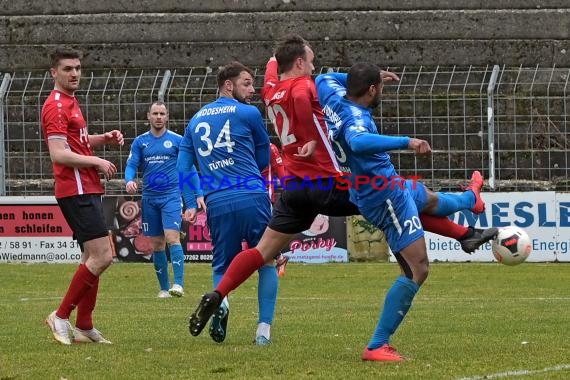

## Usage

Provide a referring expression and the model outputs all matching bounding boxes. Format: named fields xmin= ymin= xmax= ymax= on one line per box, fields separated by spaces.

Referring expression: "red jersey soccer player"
xmin=42 ymin=47 xmax=123 ymax=345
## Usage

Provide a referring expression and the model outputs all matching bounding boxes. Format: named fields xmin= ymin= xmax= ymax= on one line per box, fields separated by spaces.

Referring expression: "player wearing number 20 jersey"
xmin=178 ymin=62 xmax=278 ymax=345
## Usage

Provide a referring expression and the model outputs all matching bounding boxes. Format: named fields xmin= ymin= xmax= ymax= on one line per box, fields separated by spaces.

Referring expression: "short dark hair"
xmin=347 ymin=63 xmax=382 ymax=97
xmin=217 ymin=61 xmax=254 ymax=88
xmin=50 ymin=47 xmax=82 ymax=68
xmin=275 ymin=34 xmax=310 ymax=73
xmin=148 ymin=101 xmax=167 ymax=113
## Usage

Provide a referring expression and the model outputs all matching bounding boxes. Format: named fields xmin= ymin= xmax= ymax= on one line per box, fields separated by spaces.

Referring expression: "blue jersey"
xmin=178 ymin=96 xmax=270 ymax=203
xmin=315 ymin=73 xmax=410 ymax=209
xmin=316 ymin=73 xmax=424 ymax=253
xmin=125 ymin=129 xmax=184 ymax=198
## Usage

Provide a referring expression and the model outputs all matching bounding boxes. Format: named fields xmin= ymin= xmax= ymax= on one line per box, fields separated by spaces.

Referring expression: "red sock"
xmin=420 ymin=213 xmax=468 ymax=240
xmin=216 ymin=248 xmax=265 ymax=297
xmin=56 ymin=264 xmax=98 ymax=319
xmin=75 ymin=276 xmax=99 ymax=330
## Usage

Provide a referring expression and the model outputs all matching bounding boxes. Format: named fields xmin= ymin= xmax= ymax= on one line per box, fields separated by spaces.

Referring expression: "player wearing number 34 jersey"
xmin=177 ymin=61 xmax=278 ymax=345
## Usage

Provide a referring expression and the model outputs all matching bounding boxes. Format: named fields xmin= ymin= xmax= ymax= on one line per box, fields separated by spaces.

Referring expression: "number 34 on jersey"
xmin=194 ymin=119 xmax=235 ymax=157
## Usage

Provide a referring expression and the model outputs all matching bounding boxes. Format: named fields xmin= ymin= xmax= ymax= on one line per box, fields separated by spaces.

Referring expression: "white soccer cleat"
xmin=168 ymin=284 xmax=184 ymax=297
xmin=157 ymin=290 xmax=172 ymax=298
xmin=74 ymin=327 xmax=113 ymax=344
xmin=45 ymin=311 xmax=72 ymax=345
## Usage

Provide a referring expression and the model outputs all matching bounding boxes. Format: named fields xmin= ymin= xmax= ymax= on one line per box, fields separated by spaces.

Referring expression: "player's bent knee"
xmin=413 ymin=264 xmax=429 ymax=285
xmin=410 ymin=253 xmax=429 ymax=284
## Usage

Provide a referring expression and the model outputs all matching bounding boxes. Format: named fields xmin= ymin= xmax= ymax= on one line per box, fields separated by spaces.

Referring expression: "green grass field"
xmin=1 ymin=262 xmax=569 ymax=379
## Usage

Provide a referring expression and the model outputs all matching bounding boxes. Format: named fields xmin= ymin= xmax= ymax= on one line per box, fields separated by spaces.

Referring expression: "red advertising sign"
xmin=0 ymin=204 xmax=73 ymax=237
xmin=0 ymin=198 xmax=80 ymax=263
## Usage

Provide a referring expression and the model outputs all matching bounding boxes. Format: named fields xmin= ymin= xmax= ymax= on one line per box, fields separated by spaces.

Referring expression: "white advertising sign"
xmin=415 ymin=192 xmax=568 ymax=262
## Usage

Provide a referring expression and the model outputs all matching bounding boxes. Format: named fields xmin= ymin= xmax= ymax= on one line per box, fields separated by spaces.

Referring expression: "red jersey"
xmin=261 ymin=143 xmax=287 ymax=202
xmin=41 ymin=90 xmax=103 ymax=198
xmin=262 ymin=60 xmax=339 ymax=180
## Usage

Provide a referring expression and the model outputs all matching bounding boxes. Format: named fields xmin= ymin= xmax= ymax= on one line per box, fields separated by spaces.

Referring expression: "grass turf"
xmin=1 ymin=262 xmax=569 ymax=379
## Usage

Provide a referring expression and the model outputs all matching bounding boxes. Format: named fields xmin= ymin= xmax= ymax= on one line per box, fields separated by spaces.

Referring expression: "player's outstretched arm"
xmin=348 ymin=132 xmax=410 ymax=155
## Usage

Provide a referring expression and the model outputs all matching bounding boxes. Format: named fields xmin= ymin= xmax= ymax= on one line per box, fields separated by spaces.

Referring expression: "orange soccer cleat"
xmin=361 ymin=344 xmax=405 ymax=362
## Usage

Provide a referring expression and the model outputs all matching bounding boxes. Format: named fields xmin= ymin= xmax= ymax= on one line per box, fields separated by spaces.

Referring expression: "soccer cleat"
xmin=466 ymin=170 xmax=485 ymax=214
xmin=157 ymin=290 xmax=172 ymax=298
xmin=459 ymin=227 xmax=498 ymax=253
xmin=255 ymin=336 xmax=271 ymax=346
xmin=189 ymin=291 xmax=221 ymax=337
xmin=275 ymin=254 xmax=289 ymax=278
xmin=209 ymin=304 xmax=229 ymax=343
xmin=168 ymin=284 xmax=184 ymax=297
xmin=74 ymin=327 xmax=113 ymax=344
xmin=45 ymin=311 xmax=73 ymax=345
xmin=361 ymin=344 xmax=405 ymax=362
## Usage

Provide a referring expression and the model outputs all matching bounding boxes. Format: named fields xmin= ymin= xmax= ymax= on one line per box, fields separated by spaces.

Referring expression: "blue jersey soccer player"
xmin=125 ymin=101 xmax=203 ymax=298
xmin=177 ymin=61 xmax=277 ymax=345
xmin=315 ymin=72 xmax=497 ymax=245
xmin=314 ymin=62 xmax=448 ymax=361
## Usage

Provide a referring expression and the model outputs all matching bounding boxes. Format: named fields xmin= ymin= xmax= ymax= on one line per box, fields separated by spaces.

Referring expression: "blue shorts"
xmin=207 ymin=193 xmax=271 ymax=275
xmin=141 ymin=194 xmax=182 ymax=236
xmin=405 ymin=179 xmax=428 ymax=212
xmin=360 ymin=187 xmax=424 ymax=254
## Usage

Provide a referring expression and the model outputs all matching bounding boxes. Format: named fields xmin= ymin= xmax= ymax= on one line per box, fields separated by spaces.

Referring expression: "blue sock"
xmin=213 ymin=272 xmax=224 ymax=289
xmin=169 ymin=244 xmax=185 ymax=287
xmin=153 ymin=251 xmax=170 ymax=291
xmin=368 ymin=276 xmax=420 ymax=350
xmin=257 ymin=264 xmax=278 ymax=324
xmin=433 ymin=191 xmax=475 ymax=216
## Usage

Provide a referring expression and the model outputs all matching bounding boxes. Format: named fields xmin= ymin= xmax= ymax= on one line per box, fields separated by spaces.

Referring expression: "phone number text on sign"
xmin=0 ymin=237 xmax=81 ymax=263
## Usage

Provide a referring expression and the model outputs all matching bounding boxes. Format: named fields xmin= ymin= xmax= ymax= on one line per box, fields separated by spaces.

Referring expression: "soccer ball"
xmin=491 ymin=226 xmax=532 ymax=266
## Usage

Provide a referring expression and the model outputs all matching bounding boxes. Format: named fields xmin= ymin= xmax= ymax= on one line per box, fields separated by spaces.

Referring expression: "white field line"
xmin=458 ymin=364 xmax=570 ymax=380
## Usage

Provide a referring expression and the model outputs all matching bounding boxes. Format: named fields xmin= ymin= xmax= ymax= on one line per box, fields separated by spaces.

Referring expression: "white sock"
xmin=256 ymin=322 xmax=271 ymax=339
